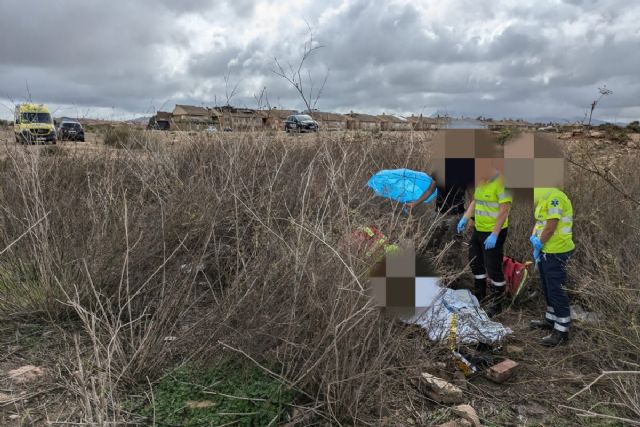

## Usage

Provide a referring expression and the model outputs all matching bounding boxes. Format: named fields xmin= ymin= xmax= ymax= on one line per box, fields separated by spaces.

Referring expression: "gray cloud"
xmin=1 ymin=0 xmax=639 ymax=122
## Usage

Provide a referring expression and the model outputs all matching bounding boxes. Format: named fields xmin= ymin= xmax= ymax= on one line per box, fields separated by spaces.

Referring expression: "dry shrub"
xmin=1 ymin=131 xmax=637 ymax=424
xmin=0 ymin=132 xmax=445 ymax=424
xmin=560 ymin=143 xmax=640 ymax=421
xmin=103 ymin=126 xmax=162 ymax=149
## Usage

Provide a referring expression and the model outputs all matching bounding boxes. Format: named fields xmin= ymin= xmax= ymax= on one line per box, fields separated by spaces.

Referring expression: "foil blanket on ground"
xmin=399 ymin=283 xmax=512 ymax=345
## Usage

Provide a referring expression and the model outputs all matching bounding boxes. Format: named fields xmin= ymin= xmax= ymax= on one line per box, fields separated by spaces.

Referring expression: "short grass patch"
xmin=136 ymin=360 xmax=297 ymax=426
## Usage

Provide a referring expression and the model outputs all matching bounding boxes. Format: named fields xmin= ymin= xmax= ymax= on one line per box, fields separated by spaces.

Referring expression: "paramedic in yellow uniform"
xmin=529 ymin=188 xmax=575 ymax=347
xmin=457 ymin=164 xmax=512 ymax=317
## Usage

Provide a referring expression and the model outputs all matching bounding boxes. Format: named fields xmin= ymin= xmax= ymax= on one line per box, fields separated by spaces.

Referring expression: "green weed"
xmin=137 ymin=360 xmax=297 ymax=426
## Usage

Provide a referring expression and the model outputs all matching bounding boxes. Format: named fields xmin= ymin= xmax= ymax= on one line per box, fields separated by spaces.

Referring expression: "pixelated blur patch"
xmin=534 ymin=158 xmax=564 ymax=187
xmin=385 ymin=277 xmax=415 ymax=307
xmin=432 ymin=129 xmax=502 ymax=160
xmin=502 ymin=132 xmax=565 ymax=188
xmin=504 ymin=158 xmax=535 ymax=188
xmin=367 ymin=246 xmax=443 ymax=319
xmin=504 ymin=132 xmax=535 ymax=158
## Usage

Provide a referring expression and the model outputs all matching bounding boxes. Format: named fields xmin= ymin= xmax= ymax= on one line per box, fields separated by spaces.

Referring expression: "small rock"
xmin=571 ymin=305 xmax=599 ymax=324
xmin=185 ymin=400 xmax=216 ymax=409
xmin=0 ymin=392 xmax=12 ymax=402
xmin=8 ymin=365 xmax=45 ymax=385
xmin=505 ymin=345 xmax=524 ymax=357
xmin=486 ymin=359 xmax=519 ymax=384
xmin=406 ymin=417 xmax=415 ymax=425
xmin=452 ymin=404 xmax=481 ymax=427
xmin=9 ymin=414 xmax=20 ymax=420
xmin=419 ymin=373 xmax=464 ymax=403
xmin=589 ymin=130 xmax=605 ymax=138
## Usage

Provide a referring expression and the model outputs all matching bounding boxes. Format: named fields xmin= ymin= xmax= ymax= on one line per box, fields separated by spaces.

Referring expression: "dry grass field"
xmin=0 ymin=126 xmax=638 ymax=426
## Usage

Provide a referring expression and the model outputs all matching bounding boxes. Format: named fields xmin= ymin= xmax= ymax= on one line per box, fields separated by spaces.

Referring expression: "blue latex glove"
xmin=456 ymin=217 xmax=468 ymax=234
xmin=530 ymin=235 xmax=543 ymax=251
xmin=533 ymin=247 xmax=541 ymax=263
xmin=484 ymin=233 xmax=498 ymax=250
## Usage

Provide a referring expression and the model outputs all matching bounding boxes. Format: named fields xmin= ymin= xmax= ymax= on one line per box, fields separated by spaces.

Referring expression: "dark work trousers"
xmin=538 ymin=251 xmax=574 ymax=333
xmin=469 ymin=228 xmax=508 ymax=298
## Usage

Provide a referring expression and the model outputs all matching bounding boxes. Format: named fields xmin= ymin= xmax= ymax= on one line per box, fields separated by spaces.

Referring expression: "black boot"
xmin=541 ymin=329 xmax=569 ymax=347
xmin=530 ymin=319 xmax=554 ymax=330
xmin=473 ymin=278 xmax=487 ymax=302
xmin=486 ymin=284 xmax=506 ymax=318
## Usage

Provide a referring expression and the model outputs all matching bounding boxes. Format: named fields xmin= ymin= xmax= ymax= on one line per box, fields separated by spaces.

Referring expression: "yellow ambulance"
xmin=14 ymin=103 xmax=57 ymax=144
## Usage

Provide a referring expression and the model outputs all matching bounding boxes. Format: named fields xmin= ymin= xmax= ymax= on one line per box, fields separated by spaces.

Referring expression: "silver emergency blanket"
xmin=400 ymin=279 xmax=512 ymax=345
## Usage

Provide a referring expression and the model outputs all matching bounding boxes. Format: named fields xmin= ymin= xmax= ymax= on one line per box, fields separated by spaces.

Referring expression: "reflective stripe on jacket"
xmin=474 ymin=175 xmax=512 ymax=232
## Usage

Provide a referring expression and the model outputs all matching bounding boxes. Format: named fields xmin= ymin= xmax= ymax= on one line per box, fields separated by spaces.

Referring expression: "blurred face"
xmin=475 ymin=158 xmax=504 ymax=185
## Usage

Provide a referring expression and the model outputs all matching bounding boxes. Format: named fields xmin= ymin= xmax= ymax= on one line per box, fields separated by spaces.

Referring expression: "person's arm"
xmin=491 ymin=202 xmax=511 ymax=235
xmin=531 ymin=224 xmax=537 ymax=237
xmin=539 ymin=219 xmax=558 ymax=244
xmin=463 ymin=199 xmax=475 ymax=220
xmin=406 ymin=179 xmax=436 ymax=208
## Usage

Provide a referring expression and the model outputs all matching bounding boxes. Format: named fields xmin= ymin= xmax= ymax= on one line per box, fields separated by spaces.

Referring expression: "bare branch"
xmin=272 ymin=23 xmax=328 ymax=113
xmin=224 ymin=70 xmax=242 ymax=106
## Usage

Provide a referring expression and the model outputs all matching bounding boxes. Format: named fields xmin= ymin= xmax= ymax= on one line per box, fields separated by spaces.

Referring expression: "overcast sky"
xmin=1 ymin=0 xmax=639 ymax=122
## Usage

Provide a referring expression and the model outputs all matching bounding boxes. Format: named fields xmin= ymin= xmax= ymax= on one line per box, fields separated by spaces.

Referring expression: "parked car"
xmin=14 ymin=103 xmax=57 ymax=144
xmin=57 ymin=120 xmax=85 ymax=141
xmin=285 ymin=114 xmax=319 ymax=133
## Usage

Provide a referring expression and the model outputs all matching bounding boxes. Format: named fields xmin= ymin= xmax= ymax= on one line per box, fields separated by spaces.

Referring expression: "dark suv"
xmin=285 ymin=114 xmax=318 ymax=133
xmin=57 ymin=121 xmax=85 ymax=141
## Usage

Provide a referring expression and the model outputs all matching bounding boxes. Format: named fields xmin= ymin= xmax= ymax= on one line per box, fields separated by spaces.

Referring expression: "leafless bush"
xmin=103 ymin=126 xmax=162 ymax=150
xmin=0 ymin=132 xmax=444 ymax=424
xmin=1 ymin=131 xmax=638 ymax=424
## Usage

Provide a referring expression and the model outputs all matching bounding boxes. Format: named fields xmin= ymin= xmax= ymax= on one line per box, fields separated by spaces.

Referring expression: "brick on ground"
xmin=486 ymin=359 xmax=519 ymax=383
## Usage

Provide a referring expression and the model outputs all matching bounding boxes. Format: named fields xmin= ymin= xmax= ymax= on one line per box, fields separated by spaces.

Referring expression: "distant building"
xmin=407 ymin=115 xmax=441 ymax=131
xmin=212 ymin=106 xmax=263 ymax=131
xmin=171 ymin=104 xmax=213 ymax=130
xmin=346 ymin=112 xmax=382 ymax=130
xmin=309 ymin=111 xmax=348 ymax=130
xmin=263 ymin=108 xmax=297 ymax=130
xmin=148 ymin=111 xmax=173 ymax=130
xmin=172 ymin=104 xmax=210 ymax=121
xmin=486 ymin=119 xmax=536 ymax=131
xmin=377 ymin=114 xmax=412 ymax=131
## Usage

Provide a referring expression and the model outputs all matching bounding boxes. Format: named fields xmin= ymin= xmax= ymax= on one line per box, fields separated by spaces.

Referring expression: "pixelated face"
xmin=367 ymin=244 xmax=443 ymax=320
xmin=503 ymin=132 xmax=565 ymax=188
xmin=430 ymin=129 xmax=565 ymax=191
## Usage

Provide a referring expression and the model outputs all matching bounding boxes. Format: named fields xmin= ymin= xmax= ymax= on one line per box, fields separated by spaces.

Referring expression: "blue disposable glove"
xmin=456 ymin=217 xmax=468 ymax=234
xmin=533 ymin=247 xmax=541 ymax=263
xmin=484 ymin=233 xmax=498 ymax=250
xmin=530 ymin=235 xmax=543 ymax=251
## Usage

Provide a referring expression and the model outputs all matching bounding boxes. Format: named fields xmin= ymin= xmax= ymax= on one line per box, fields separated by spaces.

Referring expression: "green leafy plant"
xmin=497 ymin=125 xmax=521 ymax=145
xmin=626 ymin=120 xmax=640 ymax=133
xmin=137 ymin=360 xmax=297 ymax=426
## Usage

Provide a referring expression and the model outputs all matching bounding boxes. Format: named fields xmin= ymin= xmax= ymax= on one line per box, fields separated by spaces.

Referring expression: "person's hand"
xmin=530 ymin=235 xmax=543 ymax=251
xmin=484 ymin=232 xmax=498 ymax=250
xmin=456 ymin=217 xmax=468 ymax=234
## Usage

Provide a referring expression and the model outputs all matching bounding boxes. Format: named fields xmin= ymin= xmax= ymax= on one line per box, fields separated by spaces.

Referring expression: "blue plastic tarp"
xmin=367 ymin=169 xmax=438 ymax=204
